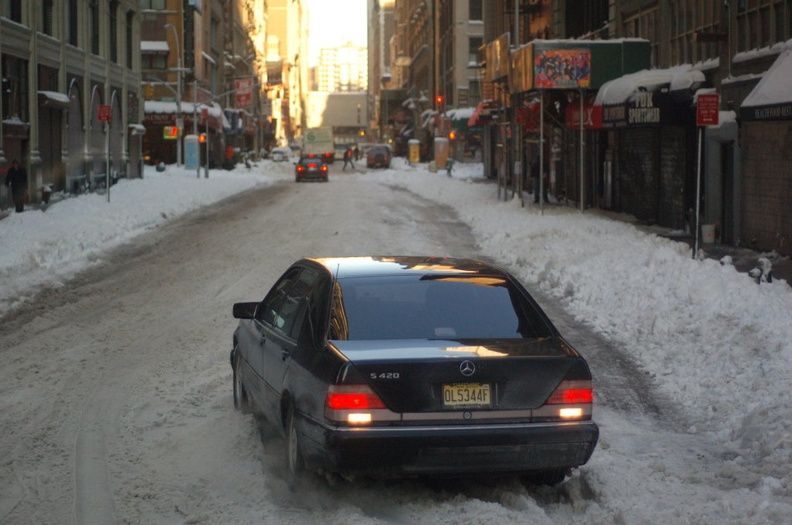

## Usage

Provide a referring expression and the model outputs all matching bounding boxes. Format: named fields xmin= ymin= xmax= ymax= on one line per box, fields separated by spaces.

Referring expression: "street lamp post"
xmin=164 ymin=23 xmax=183 ymax=167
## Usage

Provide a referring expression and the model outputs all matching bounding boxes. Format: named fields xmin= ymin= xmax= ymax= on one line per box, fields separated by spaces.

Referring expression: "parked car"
xmin=366 ymin=145 xmax=392 ymax=168
xmin=230 ymin=256 xmax=598 ymax=483
xmin=294 ymin=157 xmax=328 ymax=182
xmin=269 ymin=147 xmax=291 ymax=162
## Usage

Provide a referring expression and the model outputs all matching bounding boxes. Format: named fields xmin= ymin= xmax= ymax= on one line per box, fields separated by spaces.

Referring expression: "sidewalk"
xmin=590 ymin=208 xmax=791 ymax=286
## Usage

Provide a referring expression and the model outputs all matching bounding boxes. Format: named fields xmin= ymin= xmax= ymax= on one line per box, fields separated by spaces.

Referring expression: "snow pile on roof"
xmin=445 ymin=107 xmax=475 ymax=120
xmin=733 ymin=38 xmax=792 ymax=63
xmin=595 ymin=65 xmax=705 ymax=106
xmin=742 ymin=42 xmax=792 ymax=107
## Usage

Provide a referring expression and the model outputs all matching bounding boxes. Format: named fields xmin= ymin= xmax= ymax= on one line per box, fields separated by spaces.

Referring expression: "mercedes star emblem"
xmin=459 ymin=360 xmax=476 ymax=377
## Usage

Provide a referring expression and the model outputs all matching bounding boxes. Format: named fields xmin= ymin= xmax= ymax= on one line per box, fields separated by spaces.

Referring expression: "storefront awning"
xmin=594 ymin=65 xmax=705 ymax=107
xmin=144 ymin=101 xmax=231 ymax=131
xmin=141 ymin=41 xmax=169 ymax=54
xmin=594 ymin=65 xmax=704 ymax=128
xmin=38 ymin=90 xmax=71 ymax=110
xmin=740 ymin=45 xmax=792 ymax=121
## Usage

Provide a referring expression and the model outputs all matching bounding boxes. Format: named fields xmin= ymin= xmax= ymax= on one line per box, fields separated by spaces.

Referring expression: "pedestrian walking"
xmin=5 ymin=159 xmax=28 ymax=213
xmin=342 ymin=148 xmax=355 ymax=171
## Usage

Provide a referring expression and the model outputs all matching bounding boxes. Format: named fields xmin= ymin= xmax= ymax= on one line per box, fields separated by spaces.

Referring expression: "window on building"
xmin=468 ymin=79 xmax=481 ymax=106
xmin=42 ymin=0 xmax=54 ymax=35
xmin=211 ymin=17 xmax=219 ymax=52
xmin=773 ymin=0 xmax=791 ymax=41
xmin=3 ymin=0 xmax=22 ymax=22
xmin=142 ymin=54 xmax=167 ymax=70
xmin=623 ymin=7 xmax=659 ymax=66
xmin=68 ymin=0 xmax=78 ymax=45
xmin=469 ymin=37 xmax=483 ymax=64
xmin=110 ymin=1 xmax=119 ymax=63
xmin=1 ymin=55 xmax=28 ymax=121
xmin=89 ymin=0 xmax=100 ymax=55
xmin=126 ymin=11 xmax=134 ymax=68
xmin=141 ymin=0 xmax=166 ymax=9
xmin=469 ymin=0 xmax=482 ymax=21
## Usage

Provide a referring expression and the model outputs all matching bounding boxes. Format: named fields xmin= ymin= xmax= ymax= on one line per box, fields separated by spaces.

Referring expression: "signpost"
xmin=693 ymin=93 xmax=720 ymax=258
xmin=99 ymin=105 xmax=112 ymax=202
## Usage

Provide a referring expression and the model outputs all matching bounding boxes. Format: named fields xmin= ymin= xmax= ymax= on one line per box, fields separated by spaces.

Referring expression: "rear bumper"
xmin=301 ymin=419 xmax=599 ymax=478
xmin=296 ymin=172 xmax=327 ymax=182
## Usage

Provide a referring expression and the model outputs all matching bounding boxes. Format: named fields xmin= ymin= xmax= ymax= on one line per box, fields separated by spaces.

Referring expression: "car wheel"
xmin=286 ymin=404 xmax=304 ymax=477
xmin=233 ymin=348 xmax=252 ymax=414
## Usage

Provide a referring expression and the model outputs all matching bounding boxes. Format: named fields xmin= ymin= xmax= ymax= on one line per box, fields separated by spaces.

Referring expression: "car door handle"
xmin=259 ymin=334 xmax=267 ymax=346
xmin=281 ymin=348 xmax=289 ymax=361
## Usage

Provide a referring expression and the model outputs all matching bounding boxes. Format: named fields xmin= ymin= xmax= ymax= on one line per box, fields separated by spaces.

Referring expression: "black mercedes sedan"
xmin=231 ymin=256 xmax=598 ymax=484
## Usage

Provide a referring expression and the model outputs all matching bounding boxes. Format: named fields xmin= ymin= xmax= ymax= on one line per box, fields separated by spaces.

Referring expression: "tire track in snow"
xmin=73 ymin=388 xmax=117 ymax=524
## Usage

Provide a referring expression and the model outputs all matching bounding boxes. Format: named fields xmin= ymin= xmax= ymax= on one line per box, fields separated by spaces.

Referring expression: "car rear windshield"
xmin=332 ymin=275 xmax=552 ymax=340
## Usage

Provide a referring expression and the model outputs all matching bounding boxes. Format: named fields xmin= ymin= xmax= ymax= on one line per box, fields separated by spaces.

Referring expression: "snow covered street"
xmin=1 ymin=159 xmax=790 ymax=524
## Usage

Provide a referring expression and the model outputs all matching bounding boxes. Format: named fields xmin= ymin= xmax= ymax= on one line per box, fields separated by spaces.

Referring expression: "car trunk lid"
xmin=330 ymin=338 xmax=589 ymax=413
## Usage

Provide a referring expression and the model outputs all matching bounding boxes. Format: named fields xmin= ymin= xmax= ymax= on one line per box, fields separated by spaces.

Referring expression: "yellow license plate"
xmin=442 ymin=383 xmax=492 ymax=408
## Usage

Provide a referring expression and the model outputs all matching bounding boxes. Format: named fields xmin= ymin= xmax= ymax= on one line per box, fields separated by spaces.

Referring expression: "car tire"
xmin=233 ymin=348 xmax=252 ymax=414
xmin=286 ymin=404 xmax=304 ymax=478
xmin=524 ymin=469 xmax=567 ymax=486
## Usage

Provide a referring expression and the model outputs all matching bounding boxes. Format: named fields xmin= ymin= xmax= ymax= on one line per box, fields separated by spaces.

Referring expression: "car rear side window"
xmin=335 ymin=276 xmax=550 ymax=340
xmin=259 ymin=267 xmax=318 ymax=340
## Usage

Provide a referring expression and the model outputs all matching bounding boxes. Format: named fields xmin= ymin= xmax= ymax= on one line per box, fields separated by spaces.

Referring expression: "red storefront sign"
xmin=516 ymin=104 xmax=540 ymax=133
xmin=235 ymin=78 xmax=253 ymax=108
xmin=565 ymin=98 xmax=603 ymax=130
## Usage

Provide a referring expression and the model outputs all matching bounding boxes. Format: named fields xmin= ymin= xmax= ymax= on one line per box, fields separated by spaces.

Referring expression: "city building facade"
xmin=140 ymin=0 xmax=271 ymax=168
xmin=316 ymin=42 xmax=368 ymax=93
xmin=412 ymin=0 xmax=791 ymax=256
xmin=1 ymin=0 xmax=144 ymax=206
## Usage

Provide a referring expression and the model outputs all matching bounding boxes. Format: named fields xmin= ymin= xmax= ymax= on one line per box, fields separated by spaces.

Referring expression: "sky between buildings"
xmin=305 ymin=0 xmax=368 ymax=67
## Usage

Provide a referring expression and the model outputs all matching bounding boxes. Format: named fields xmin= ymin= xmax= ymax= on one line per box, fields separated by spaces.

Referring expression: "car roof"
xmin=305 ymin=256 xmax=507 ymax=279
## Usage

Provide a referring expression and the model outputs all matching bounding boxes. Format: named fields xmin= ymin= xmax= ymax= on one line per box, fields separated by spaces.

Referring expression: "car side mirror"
xmin=233 ymin=302 xmax=258 ymax=319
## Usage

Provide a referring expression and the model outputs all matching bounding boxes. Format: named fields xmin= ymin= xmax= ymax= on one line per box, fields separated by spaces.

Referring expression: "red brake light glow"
xmin=546 ymin=380 xmax=593 ymax=405
xmin=326 ymin=384 xmax=386 ymax=410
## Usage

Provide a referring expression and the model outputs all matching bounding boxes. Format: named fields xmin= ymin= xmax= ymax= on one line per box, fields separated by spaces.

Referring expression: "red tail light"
xmin=546 ymin=380 xmax=593 ymax=404
xmin=321 ymin=164 xmax=328 ymax=172
xmin=296 ymin=165 xmax=305 ymax=172
xmin=326 ymin=384 xmax=386 ymax=410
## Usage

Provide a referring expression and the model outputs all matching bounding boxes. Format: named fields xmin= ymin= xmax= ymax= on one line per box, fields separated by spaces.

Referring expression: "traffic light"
xmin=435 ymin=95 xmax=444 ymax=109
xmin=448 ymin=130 xmax=457 ymax=140
xmin=198 ymin=133 xmax=207 ymax=143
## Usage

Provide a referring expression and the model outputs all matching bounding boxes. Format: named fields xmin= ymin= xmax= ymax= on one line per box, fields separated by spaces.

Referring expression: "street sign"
xmin=235 ymin=78 xmax=253 ymax=108
xmin=98 ymin=104 xmax=111 ymax=122
xmin=697 ymin=94 xmax=720 ymax=126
